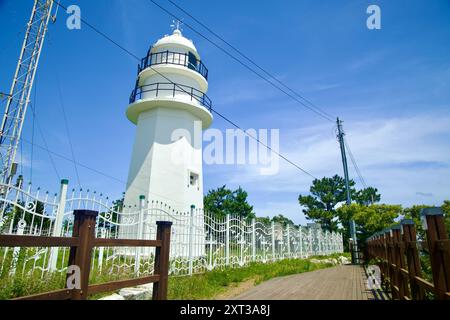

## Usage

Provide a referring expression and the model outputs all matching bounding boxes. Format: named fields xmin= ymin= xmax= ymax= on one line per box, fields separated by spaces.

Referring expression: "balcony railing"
xmin=129 ymin=82 xmax=212 ymax=111
xmin=138 ymin=50 xmax=209 ymax=80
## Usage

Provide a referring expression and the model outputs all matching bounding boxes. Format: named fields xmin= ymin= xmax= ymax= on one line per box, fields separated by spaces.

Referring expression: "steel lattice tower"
xmin=0 ymin=0 xmax=55 ymax=185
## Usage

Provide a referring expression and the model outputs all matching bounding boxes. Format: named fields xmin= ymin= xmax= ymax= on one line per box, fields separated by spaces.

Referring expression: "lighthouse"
xmin=123 ymin=24 xmax=212 ymax=246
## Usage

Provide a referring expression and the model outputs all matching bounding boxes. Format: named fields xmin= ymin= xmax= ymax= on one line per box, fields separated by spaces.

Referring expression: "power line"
xmin=150 ymin=0 xmax=335 ymax=123
xmin=213 ymin=109 xmax=316 ymax=179
xmin=53 ymin=1 xmax=318 ymax=181
xmin=29 ymin=101 xmax=61 ymax=181
xmin=345 ymin=139 xmax=367 ymax=189
xmin=19 ymin=136 xmax=190 ymax=205
xmin=55 ymin=72 xmax=82 ymax=188
xmin=159 ymin=0 xmax=371 ymax=185
xmin=164 ymin=0 xmax=336 ymax=122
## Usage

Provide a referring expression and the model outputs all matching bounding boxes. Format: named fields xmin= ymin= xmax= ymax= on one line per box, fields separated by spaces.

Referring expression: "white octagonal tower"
xmin=123 ymin=27 xmax=212 ymax=244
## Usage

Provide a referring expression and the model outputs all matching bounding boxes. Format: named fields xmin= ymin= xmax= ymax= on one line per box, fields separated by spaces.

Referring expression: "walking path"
xmin=234 ymin=265 xmax=377 ymax=300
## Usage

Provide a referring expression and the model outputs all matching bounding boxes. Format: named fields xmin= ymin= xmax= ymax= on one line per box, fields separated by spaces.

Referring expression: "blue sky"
xmin=0 ymin=0 xmax=449 ymax=224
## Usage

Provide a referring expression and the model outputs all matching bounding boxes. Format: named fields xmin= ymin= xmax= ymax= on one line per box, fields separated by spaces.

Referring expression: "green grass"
xmin=0 ymin=253 xmax=348 ymax=300
xmin=168 ymin=256 xmax=341 ymax=300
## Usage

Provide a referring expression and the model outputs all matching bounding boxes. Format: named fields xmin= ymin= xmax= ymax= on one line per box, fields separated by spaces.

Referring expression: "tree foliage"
xmin=403 ymin=202 xmax=450 ymax=239
xmin=271 ymin=214 xmax=294 ymax=227
xmin=298 ymin=175 xmax=356 ymax=231
xmin=354 ymin=187 xmax=381 ymax=206
xmin=256 ymin=216 xmax=271 ymax=225
xmin=443 ymin=200 xmax=450 ymax=236
xmin=1 ymin=201 xmax=48 ymax=233
xmin=402 ymin=204 xmax=429 ymax=240
xmin=204 ymin=185 xmax=255 ymax=220
xmin=337 ymin=203 xmax=401 ymax=243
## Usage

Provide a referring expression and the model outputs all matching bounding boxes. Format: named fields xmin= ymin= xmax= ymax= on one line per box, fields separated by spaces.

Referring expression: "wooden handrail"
xmin=92 ymin=238 xmax=162 ymax=247
xmin=0 ymin=235 xmax=79 ymax=247
xmin=12 ymin=288 xmax=72 ymax=301
xmin=365 ymin=208 xmax=450 ymax=300
xmin=0 ymin=210 xmax=172 ymax=300
xmin=88 ymin=275 xmax=160 ymax=295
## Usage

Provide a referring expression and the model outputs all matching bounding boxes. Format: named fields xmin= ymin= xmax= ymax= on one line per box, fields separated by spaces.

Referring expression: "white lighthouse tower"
xmin=122 ymin=24 xmax=212 ymax=248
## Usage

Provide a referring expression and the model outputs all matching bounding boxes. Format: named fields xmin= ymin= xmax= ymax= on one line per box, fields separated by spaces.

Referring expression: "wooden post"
xmin=401 ymin=219 xmax=424 ymax=300
xmin=153 ymin=221 xmax=172 ymax=300
xmin=381 ymin=232 xmax=388 ymax=285
xmin=385 ymin=229 xmax=397 ymax=299
xmin=421 ymin=207 xmax=450 ymax=300
xmin=67 ymin=210 xmax=98 ymax=300
xmin=392 ymin=226 xmax=406 ymax=299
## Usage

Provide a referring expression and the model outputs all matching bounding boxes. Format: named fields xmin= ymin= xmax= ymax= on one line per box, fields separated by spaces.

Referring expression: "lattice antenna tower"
xmin=0 ymin=0 xmax=56 ymax=186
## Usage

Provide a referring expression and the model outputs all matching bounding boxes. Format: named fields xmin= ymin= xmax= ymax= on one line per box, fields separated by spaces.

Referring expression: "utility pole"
xmin=336 ymin=118 xmax=358 ymax=264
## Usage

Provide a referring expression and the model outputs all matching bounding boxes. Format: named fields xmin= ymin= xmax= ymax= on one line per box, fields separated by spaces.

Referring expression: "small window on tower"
xmin=189 ymin=171 xmax=199 ymax=189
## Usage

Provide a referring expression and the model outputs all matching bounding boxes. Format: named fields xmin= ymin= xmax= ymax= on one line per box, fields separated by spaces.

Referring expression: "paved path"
xmin=234 ymin=265 xmax=376 ymax=300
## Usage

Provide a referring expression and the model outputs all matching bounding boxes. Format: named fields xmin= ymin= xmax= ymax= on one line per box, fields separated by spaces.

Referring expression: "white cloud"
xmin=207 ymin=113 xmax=450 ymax=223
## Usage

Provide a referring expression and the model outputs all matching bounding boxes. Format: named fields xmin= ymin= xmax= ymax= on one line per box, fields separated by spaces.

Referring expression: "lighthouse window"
xmin=188 ymin=52 xmax=197 ymax=71
xmin=189 ymin=171 xmax=199 ymax=188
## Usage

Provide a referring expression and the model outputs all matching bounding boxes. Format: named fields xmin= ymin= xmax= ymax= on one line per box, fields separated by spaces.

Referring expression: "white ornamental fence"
xmin=0 ymin=180 xmax=343 ymax=281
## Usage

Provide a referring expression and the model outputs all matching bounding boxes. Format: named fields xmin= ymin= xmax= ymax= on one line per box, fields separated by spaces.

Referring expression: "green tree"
xmin=256 ymin=216 xmax=271 ymax=225
xmin=98 ymin=197 xmax=124 ymax=230
xmin=204 ymin=185 xmax=255 ymax=220
xmin=443 ymin=200 xmax=450 ymax=236
xmin=403 ymin=201 xmax=450 ymax=239
xmin=1 ymin=200 xmax=49 ymax=233
xmin=271 ymin=214 xmax=294 ymax=227
xmin=354 ymin=187 xmax=381 ymax=206
xmin=402 ymin=204 xmax=429 ymax=240
xmin=298 ymin=175 xmax=356 ymax=231
xmin=337 ymin=203 xmax=401 ymax=243
xmin=204 ymin=186 xmax=233 ymax=219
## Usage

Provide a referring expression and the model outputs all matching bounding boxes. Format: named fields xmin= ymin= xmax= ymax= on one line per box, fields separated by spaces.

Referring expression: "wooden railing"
xmin=0 ymin=210 xmax=172 ymax=300
xmin=366 ymin=207 xmax=450 ymax=300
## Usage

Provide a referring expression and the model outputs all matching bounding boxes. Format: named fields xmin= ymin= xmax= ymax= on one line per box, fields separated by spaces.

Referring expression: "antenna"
xmin=170 ymin=19 xmax=183 ymax=32
xmin=0 ymin=0 xmax=56 ymax=186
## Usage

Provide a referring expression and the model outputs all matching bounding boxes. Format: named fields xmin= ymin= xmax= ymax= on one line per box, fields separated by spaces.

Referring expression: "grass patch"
xmin=0 ymin=254 xmax=348 ymax=300
xmin=168 ymin=256 xmax=341 ymax=300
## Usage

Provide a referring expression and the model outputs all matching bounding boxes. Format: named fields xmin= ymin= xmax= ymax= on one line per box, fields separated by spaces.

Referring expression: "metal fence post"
xmin=67 ymin=210 xmax=98 ymax=300
xmin=188 ymin=205 xmax=195 ymax=275
xmin=318 ymin=229 xmax=322 ymax=255
xmin=286 ymin=224 xmax=291 ymax=258
xmin=134 ymin=195 xmax=145 ymax=274
xmin=252 ymin=218 xmax=256 ymax=262
xmin=9 ymin=219 xmax=26 ymax=276
xmin=326 ymin=231 xmax=330 ymax=254
xmin=48 ymin=179 xmax=68 ymax=272
xmin=421 ymin=207 xmax=450 ymax=300
xmin=299 ymin=227 xmax=303 ymax=258
xmin=153 ymin=221 xmax=172 ymax=300
xmin=271 ymin=221 xmax=276 ymax=262
xmin=225 ymin=214 xmax=230 ymax=266
xmin=97 ymin=227 xmax=106 ymax=271
xmin=308 ymin=227 xmax=312 ymax=257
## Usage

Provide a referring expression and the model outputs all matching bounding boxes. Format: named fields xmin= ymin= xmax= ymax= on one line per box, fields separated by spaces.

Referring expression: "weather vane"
xmin=170 ymin=19 xmax=183 ymax=32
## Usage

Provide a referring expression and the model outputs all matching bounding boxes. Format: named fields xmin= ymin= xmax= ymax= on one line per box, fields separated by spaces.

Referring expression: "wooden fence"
xmin=366 ymin=207 xmax=450 ymax=300
xmin=0 ymin=210 xmax=172 ymax=300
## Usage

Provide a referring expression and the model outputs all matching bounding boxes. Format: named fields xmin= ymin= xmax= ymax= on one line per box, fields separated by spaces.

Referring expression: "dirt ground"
xmin=213 ymin=278 xmax=257 ymax=300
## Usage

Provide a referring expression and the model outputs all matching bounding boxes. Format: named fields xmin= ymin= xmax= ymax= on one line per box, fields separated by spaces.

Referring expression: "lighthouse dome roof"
xmin=152 ymin=29 xmax=199 ymax=58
